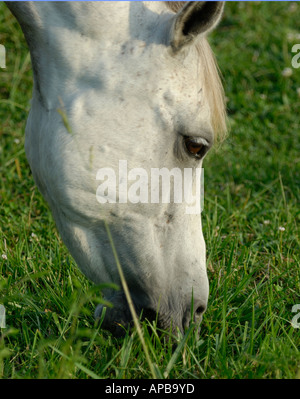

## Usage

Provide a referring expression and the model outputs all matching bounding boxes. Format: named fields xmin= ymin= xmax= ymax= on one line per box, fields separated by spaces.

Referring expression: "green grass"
xmin=0 ymin=1 xmax=299 ymax=379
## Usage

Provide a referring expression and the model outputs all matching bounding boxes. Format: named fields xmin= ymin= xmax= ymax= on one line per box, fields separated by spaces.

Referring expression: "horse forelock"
xmin=165 ymin=1 xmax=227 ymax=142
xmin=196 ymin=39 xmax=227 ymax=142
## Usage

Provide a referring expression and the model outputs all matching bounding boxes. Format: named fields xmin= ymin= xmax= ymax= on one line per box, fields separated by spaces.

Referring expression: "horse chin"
xmin=94 ymin=294 xmax=133 ymax=337
xmin=94 ymin=302 xmax=175 ymax=338
xmin=94 ymin=292 xmax=202 ymax=338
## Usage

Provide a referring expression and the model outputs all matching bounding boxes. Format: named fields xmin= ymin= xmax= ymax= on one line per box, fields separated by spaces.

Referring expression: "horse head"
xmin=6 ymin=1 xmax=226 ymax=336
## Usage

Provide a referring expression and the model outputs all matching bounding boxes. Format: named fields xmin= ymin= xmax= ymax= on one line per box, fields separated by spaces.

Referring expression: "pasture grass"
xmin=0 ymin=1 xmax=299 ymax=379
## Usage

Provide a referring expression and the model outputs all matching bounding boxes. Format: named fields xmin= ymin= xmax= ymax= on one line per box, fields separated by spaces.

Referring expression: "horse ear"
xmin=170 ymin=1 xmax=224 ymax=51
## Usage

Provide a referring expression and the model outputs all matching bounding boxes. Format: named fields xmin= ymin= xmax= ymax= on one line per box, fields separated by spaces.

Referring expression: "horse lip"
xmin=94 ymin=292 xmax=206 ymax=336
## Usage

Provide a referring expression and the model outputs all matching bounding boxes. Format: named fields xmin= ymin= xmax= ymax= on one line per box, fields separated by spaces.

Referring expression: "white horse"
xmin=6 ymin=1 xmax=227 ymax=336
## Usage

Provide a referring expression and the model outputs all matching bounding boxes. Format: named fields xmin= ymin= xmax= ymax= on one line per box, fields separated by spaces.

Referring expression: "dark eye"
xmin=184 ymin=137 xmax=206 ymax=159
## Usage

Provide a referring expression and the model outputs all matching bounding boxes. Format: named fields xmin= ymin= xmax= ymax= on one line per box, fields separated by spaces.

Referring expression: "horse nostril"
xmin=195 ymin=305 xmax=206 ymax=316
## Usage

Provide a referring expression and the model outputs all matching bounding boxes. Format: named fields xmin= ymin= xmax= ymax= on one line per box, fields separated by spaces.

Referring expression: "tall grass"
xmin=0 ymin=2 xmax=299 ymax=378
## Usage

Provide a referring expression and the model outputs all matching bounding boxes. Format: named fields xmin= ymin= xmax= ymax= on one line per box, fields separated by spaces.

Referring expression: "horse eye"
xmin=184 ymin=137 xmax=206 ymax=158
